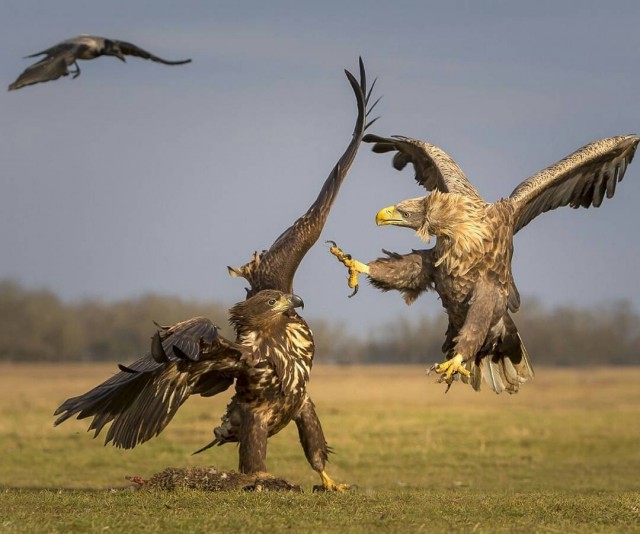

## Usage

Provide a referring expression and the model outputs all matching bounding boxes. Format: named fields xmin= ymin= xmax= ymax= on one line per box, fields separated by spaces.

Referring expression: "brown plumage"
xmin=331 ymin=133 xmax=638 ymax=394
xmin=9 ymin=35 xmax=191 ymax=91
xmin=54 ymin=290 xmax=303 ymax=447
xmin=54 ymin=59 xmax=378 ymax=490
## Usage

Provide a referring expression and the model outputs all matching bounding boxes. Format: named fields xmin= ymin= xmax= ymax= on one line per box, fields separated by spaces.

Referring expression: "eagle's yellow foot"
xmin=313 ymin=470 xmax=351 ymax=492
xmin=428 ymin=354 xmax=470 ymax=389
xmin=326 ymin=241 xmax=369 ymax=297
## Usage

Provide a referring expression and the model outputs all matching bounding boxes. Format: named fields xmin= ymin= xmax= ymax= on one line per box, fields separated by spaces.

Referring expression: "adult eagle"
xmin=9 ymin=35 xmax=191 ymax=91
xmin=55 ymin=59 xmax=378 ymax=491
xmin=329 ymin=133 xmax=638 ymax=393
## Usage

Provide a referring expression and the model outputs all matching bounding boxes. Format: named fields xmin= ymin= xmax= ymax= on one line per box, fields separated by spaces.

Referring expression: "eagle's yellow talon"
xmin=431 ymin=354 xmax=470 ymax=383
xmin=318 ymin=470 xmax=351 ymax=492
xmin=327 ymin=241 xmax=369 ymax=297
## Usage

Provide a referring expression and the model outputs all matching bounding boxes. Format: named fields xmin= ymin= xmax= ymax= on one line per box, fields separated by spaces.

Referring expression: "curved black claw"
xmin=327 ymin=240 xmax=361 ymax=297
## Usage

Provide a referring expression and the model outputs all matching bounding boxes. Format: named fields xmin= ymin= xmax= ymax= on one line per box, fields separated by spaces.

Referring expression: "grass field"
xmin=0 ymin=363 xmax=639 ymax=533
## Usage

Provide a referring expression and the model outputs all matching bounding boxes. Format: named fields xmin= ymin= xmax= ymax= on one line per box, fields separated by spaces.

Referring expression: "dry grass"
xmin=0 ymin=363 xmax=639 ymax=532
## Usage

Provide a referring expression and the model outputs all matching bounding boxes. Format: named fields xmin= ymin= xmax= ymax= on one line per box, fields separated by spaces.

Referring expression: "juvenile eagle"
xmin=9 ymin=35 xmax=191 ymax=91
xmin=55 ymin=59 xmax=378 ymax=491
xmin=330 ymin=133 xmax=638 ymax=393
xmin=55 ymin=289 xmax=304 ymax=462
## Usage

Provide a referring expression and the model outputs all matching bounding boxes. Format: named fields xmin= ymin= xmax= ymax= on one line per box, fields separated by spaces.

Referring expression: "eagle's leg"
xmin=238 ymin=404 xmax=268 ymax=474
xmin=429 ymin=282 xmax=496 ymax=390
xmin=295 ymin=397 xmax=350 ymax=492
xmin=70 ymin=61 xmax=81 ymax=79
xmin=326 ymin=241 xmax=369 ymax=297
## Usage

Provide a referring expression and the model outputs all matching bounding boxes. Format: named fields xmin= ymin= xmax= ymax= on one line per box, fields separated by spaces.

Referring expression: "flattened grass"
xmin=1 ymin=364 xmax=639 ymax=532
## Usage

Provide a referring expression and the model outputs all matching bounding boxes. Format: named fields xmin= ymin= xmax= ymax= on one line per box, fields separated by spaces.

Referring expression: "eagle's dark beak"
xmin=289 ymin=294 xmax=304 ymax=310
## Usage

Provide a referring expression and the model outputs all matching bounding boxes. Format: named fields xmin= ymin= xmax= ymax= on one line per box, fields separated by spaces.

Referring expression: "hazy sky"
xmin=2 ymin=1 xmax=639 ymax=336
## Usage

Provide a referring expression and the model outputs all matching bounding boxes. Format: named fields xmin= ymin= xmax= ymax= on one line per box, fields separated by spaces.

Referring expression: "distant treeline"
xmin=1 ymin=279 xmax=638 ymax=365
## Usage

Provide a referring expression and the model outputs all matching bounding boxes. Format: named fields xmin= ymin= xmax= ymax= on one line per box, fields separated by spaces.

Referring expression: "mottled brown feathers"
xmin=423 ymin=191 xmax=493 ymax=277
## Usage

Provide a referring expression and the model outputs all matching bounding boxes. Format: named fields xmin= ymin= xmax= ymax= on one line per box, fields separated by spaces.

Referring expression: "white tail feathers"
xmin=464 ymin=333 xmax=534 ymax=394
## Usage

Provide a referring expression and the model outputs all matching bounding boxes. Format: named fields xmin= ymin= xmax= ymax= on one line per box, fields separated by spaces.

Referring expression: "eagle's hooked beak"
xmin=375 ymin=205 xmax=401 ymax=226
xmin=289 ymin=294 xmax=304 ymax=310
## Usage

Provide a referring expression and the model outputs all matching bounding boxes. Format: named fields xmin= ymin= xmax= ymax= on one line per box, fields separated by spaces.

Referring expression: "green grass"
xmin=1 ymin=364 xmax=639 ymax=533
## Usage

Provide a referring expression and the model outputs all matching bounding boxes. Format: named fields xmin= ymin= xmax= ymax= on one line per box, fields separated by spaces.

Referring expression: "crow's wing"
xmin=113 ymin=39 xmax=192 ymax=65
xmin=8 ymin=49 xmax=76 ymax=90
xmin=508 ymin=135 xmax=639 ymax=234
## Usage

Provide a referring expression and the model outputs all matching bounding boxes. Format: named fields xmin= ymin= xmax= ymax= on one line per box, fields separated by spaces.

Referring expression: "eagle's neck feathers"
xmin=425 ymin=192 xmax=492 ymax=276
xmin=234 ymin=315 xmax=313 ymax=391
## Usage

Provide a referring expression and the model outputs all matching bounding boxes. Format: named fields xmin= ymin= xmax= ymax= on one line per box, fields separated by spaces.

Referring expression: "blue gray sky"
xmin=2 ymin=1 xmax=639 ymax=336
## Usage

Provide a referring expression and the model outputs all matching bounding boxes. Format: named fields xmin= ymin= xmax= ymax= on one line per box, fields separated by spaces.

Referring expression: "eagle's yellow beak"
xmin=375 ymin=205 xmax=399 ymax=226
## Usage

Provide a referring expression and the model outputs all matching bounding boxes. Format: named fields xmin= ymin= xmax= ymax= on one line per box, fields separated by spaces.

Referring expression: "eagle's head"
xmin=229 ymin=290 xmax=304 ymax=330
xmin=375 ymin=196 xmax=426 ymax=232
xmin=375 ymin=191 xmax=486 ymax=244
xmin=375 ymin=195 xmax=436 ymax=242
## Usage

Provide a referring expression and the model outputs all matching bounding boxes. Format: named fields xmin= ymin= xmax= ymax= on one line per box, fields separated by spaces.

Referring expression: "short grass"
xmin=0 ymin=363 xmax=639 ymax=533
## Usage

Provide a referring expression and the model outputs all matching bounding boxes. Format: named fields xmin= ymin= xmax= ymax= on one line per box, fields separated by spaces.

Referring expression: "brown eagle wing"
xmin=53 ymin=317 xmax=248 ymax=448
xmin=508 ymin=135 xmax=639 ymax=234
xmin=367 ymin=248 xmax=436 ymax=305
xmin=113 ymin=39 xmax=192 ymax=65
xmin=246 ymin=58 xmax=379 ymax=294
xmin=363 ymin=134 xmax=483 ymax=200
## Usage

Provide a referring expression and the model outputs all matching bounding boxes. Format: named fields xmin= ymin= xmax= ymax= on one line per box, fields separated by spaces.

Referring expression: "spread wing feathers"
xmin=363 ymin=134 xmax=483 ymax=200
xmin=248 ymin=58 xmax=379 ymax=294
xmin=509 ymin=135 xmax=640 ymax=234
xmin=23 ymin=41 xmax=80 ymax=59
xmin=53 ymin=317 xmax=247 ymax=448
xmin=113 ymin=39 xmax=192 ymax=65
xmin=8 ymin=52 xmax=73 ymax=90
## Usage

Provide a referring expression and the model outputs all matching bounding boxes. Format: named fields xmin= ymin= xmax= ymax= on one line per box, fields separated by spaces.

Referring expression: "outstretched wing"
xmin=113 ymin=39 xmax=192 ymax=65
xmin=8 ymin=49 xmax=75 ymax=90
xmin=53 ymin=317 xmax=247 ymax=448
xmin=363 ymin=134 xmax=483 ymax=200
xmin=239 ymin=58 xmax=379 ymax=295
xmin=508 ymin=135 xmax=639 ymax=234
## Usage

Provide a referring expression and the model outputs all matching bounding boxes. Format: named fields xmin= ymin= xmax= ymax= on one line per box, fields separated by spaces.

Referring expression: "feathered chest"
xmin=236 ymin=317 xmax=314 ymax=402
xmin=433 ymin=203 xmax=514 ymax=304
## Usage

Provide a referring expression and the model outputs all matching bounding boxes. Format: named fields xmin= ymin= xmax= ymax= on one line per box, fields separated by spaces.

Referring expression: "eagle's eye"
xmin=399 ymin=210 xmax=409 ymax=219
xmin=268 ymin=298 xmax=277 ymax=306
